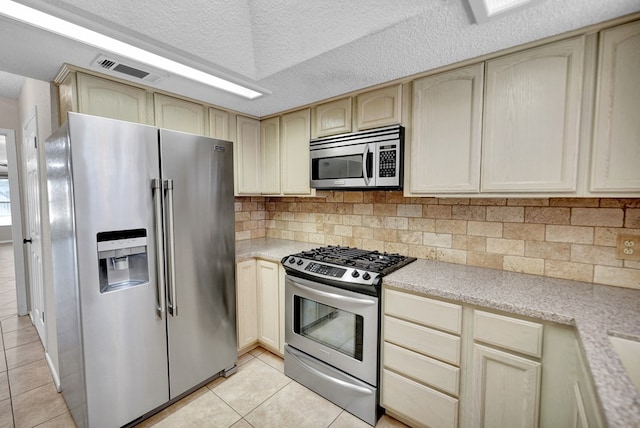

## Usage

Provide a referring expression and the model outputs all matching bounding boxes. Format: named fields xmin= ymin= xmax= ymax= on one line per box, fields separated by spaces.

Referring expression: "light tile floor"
xmin=0 ymin=244 xmax=408 ymax=428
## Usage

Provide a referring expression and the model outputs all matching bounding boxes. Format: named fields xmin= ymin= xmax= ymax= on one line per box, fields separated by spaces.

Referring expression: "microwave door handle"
xmin=362 ymin=144 xmax=371 ymax=186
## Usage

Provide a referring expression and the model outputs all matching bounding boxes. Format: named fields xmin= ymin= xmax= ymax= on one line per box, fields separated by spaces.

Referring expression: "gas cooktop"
xmin=281 ymin=246 xmax=416 ymax=292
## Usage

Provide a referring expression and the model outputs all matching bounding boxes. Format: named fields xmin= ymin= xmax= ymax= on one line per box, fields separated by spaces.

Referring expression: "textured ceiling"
xmin=0 ymin=0 xmax=639 ymax=116
xmin=0 ymin=71 xmax=25 ymax=99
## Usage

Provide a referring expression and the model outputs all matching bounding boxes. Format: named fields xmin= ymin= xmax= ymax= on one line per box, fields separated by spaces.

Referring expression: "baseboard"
xmin=45 ymin=352 xmax=61 ymax=392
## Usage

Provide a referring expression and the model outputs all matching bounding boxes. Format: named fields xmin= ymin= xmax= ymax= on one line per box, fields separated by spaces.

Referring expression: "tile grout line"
xmin=207 ymin=357 xmax=293 ymax=427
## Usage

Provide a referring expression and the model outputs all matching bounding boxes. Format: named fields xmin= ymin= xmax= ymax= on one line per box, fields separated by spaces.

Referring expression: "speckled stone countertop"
xmin=235 ymin=238 xmax=640 ymax=427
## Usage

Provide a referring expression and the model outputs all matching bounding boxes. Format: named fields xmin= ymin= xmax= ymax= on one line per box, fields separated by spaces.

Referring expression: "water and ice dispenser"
xmin=97 ymin=229 xmax=149 ymax=293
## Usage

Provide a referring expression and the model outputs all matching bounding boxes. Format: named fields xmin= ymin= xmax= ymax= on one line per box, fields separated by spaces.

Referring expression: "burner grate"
xmin=294 ymin=246 xmax=415 ymax=275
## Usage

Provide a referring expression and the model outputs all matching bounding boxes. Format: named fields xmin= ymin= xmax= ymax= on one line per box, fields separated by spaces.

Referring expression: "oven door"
xmin=285 ymin=274 xmax=379 ymax=386
xmin=310 ymin=142 xmax=375 ymax=189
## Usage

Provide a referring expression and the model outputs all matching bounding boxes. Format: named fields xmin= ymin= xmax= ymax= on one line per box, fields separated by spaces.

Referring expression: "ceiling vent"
xmin=92 ymin=55 xmax=166 ymax=84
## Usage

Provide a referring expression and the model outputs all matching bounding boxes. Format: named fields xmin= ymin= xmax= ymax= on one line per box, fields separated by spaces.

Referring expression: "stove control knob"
xmin=289 ymin=257 xmax=296 ymax=264
xmin=362 ymin=272 xmax=371 ymax=280
xmin=351 ymin=270 xmax=360 ymax=278
xmin=297 ymin=259 xmax=304 ymax=266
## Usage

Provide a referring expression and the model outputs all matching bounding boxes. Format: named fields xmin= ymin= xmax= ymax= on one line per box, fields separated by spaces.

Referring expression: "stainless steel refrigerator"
xmin=45 ymin=112 xmax=237 ymax=428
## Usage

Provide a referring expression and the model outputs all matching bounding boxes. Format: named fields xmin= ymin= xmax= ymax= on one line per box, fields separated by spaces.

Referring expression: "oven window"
xmin=312 ymin=155 xmax=364 ymax=180
xmin=293 ymin=296 xmax=363 ymax=361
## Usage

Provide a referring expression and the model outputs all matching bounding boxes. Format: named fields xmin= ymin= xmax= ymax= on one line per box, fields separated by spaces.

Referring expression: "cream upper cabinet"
xmin=356 ymin=85 xmax=402 ymax=130
xmin=154 ymin=93 xmax=206 ymax=135
xmin=590 ymin=20 xmax=640 ymax=193
xmin=209 ymin=107 xmax=231 ymax=140
xmin=236 ymin=259 xmax=258 ymax=352
xmin=75 ymin=72 xmax=149 ymax=124
xmin=261 ymin=117 xmax=281 ymax=195
xmin=313 ymin=97 xmax=352 ymax=138
xmin=281 ymin=109 xmax=312 ymax=195
xmin=410 ymin=64 xmax=484 ymax=194
xmin=481 ymin=37 xmax=585 ymax=192
xmin=235 ymin=115 xmax=261 ymax=195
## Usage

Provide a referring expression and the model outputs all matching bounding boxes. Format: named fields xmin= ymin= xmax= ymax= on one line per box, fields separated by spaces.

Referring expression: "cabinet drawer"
xmin=384 ymin=288 xmax=462 ymax=334
xmin=382 ymin=369 xmax=458 ymax=428
xmin=474 ymin=310 xmax=543 ymax=358
xmin=384 ymin=342 xmax=459 ymax=396
xmin=384 ymin=316 xmax=461 ymax=365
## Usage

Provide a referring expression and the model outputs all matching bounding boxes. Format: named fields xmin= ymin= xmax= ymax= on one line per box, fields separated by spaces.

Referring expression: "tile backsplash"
xmin=235 ymin=192 xmax=640 ymax=290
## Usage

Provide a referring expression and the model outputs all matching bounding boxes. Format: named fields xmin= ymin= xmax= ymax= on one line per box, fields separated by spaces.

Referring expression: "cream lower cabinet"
xmin=236 ymin=259 xmax=258 ymax=351
xmin=235 ymin=259 xmax=284 ymax=356
xmin=256 ymin=260 xmax=280 ymax=351
xmin=465 ymin=309 xmax=543 ymax=428
xmin=382 ymin=288 xmax=462 ymax=428
xmin=469 ymin=344 xmax=541 ymax=427
xmin=381 ymin=288 xmax=605 ymax=428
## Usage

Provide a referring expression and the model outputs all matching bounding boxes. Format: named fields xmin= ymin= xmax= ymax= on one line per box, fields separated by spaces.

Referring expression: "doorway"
xmin=0 ymin=128 xmax=28 ymax=317
xmin=22 ymin=109 xmax=46 ymax=343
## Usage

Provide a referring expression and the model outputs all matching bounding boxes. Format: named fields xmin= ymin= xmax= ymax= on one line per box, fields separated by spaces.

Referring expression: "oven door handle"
xmin=286 ymin=346 xmax=374 ymax=396
xmin=291 ymin=279 xmax=376 ymax=306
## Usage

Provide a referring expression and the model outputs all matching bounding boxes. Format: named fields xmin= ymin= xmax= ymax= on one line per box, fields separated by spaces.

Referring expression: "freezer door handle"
xmin=152 ymin=178 xmax=166 ymax=319
xmin=165 ymin=179 xmax=178 ymax=317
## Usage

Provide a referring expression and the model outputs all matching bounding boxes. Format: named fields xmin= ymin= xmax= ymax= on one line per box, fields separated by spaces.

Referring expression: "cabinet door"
xmin=261 ymin=117 xmax=281 ymax=195
xmin=209 ymin=107 xmax=230 ymax=140
xmin=410 ymin=64 xmax=483 ymax=193
xmin=482 ymin=37 xmax=585 ymax=192
xmin=281 ymin=109 xmax=312 ymax=195
xmin=236 ymin=116 xmax=261 ymax=194
xmin=154 ymin=93 xmax=206 ymax=135
xmin=236 ymin=260 xmax=258 ymax=351
xmin=257 ymin=260 xmax=280 ymax=352
xmin=356 ymin=85 xmax=402 ymax=130
xmin=314 ymin=97 xmax=352 ymax=137
xmin=591 ymin=20 xmax=640 ymax=192
xmin=470 ymin=344 xmax=541 ymax=428
xmin=77 ymin=73 xmax=148 ymax=123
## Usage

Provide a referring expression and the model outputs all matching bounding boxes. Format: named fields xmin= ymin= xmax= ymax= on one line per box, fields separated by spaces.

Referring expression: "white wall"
xmin=0 ymin=97 xmax=20 ymax=243
xmin=17 ymin=78 xmax=60 ymax=384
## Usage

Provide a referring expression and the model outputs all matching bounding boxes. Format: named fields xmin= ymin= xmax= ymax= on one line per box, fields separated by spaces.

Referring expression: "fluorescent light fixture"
xmin=467 ymin=0 xmax=543 ymax=23
xmin=0 ymin=0 xmax=264 ymax=99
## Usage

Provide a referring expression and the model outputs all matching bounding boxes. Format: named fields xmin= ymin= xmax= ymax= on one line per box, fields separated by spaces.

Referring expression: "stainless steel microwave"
xmin=310 ymin=125 xmax=404 ymax=190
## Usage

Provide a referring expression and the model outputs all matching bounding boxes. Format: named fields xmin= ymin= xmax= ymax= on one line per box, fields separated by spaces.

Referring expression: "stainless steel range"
xmin=282 ymin=246 xmax=415 ymax=426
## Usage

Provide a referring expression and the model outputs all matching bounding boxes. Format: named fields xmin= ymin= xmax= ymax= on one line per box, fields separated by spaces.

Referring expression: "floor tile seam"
xmin=12 ymin=382 xmax=68 ymax=424
xmin=209 ymin=372 xmax=293 ymax=419
xmin=1 ymin=365 xmax=16 ymax=428
xmin=2 ymin=336 xmax=41 ymax=351
xmin=6 ymin=354 xmax=45 ymax=371
xmin=7 ymin=369 xmax=52 ymax=398
xmin=240 ymin=377 xmax=294 ymax=421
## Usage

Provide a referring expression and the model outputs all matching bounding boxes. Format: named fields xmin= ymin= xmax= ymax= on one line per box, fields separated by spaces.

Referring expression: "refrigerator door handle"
xmin=164 ymin=179 xmax=178 ymax=317
xmin=152 ymin=178 xmax=166 ymax=319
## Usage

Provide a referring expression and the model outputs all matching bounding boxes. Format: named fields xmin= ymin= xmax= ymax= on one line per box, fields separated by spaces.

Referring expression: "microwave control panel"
xmin=378 ymin=144 xmax=397 ymax=178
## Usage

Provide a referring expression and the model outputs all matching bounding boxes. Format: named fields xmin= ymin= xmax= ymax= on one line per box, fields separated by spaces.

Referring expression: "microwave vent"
xmin=92 ymin=55 xmax=165 ymax=84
